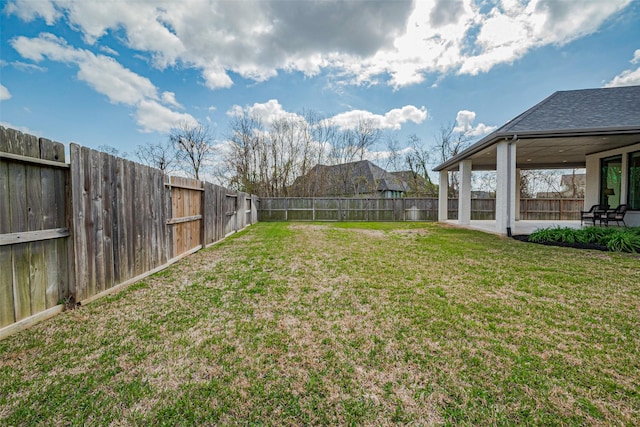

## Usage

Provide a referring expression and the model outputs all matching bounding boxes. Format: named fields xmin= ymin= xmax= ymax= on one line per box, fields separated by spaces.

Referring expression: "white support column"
xmin=584 ymin=154 xmax=599 ymax=209
xmin=495 ymin=140 xmax=517 ymax=235
xmin=458 ymin=160 xmax=472 ymax=225
xmin=438 ymin=170 xmax=449 ymax=222
xmin=515 ymin=168 xmax=521 ymax=221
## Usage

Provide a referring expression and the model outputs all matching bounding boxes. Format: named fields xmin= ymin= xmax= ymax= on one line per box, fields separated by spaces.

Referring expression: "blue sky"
xmin=1 ymin=0 xmax=639 ymax=174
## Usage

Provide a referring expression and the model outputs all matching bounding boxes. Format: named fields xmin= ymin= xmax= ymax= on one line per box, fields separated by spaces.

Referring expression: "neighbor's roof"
xmin=302 ymin=160 xmax=407 ymax=195
xmin=332 ymin=160 xmax=407 ymax=193
xmin=434 ymin=85 xmax=640 ymax=171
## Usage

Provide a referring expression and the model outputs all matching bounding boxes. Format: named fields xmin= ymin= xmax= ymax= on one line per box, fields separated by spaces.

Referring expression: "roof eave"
xmin=432 ymin=126 xmax=640 ymax=172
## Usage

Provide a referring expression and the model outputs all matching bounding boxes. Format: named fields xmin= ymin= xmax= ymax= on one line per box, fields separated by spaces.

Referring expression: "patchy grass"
xmin=1 ymin=222 xmax=639 ymax=426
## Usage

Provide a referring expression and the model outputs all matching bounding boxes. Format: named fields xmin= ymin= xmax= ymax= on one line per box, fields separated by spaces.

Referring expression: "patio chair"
xmin=602 ymin=204 xmax=629 ymax=227
xmin=580 ymin=204 xmax=609 ymax=226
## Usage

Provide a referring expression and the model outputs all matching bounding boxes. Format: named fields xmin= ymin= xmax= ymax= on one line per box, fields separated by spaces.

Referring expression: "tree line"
xmin=102 ymin=109 xmax=579 ymax=199
xmin=126 ymin=109 xmax=457 ymax=197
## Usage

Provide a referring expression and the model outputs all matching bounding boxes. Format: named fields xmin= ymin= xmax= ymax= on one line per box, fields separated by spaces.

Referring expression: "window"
xmin=600 ymin=155 xmax=622 ymax=208
xmin=629 ymin=151 xmax=640 ymax=210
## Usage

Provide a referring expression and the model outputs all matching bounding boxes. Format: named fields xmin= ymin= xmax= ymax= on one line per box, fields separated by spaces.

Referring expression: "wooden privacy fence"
xmin=519 ymin=198 xmax=584 ymax=220
xmin=259 ymin=198 xmax=440 ymax=222
xmin=1 ymin=126 xmax=258 ymax=337
xmin=260 ymin=197 xmax=584 ymax=222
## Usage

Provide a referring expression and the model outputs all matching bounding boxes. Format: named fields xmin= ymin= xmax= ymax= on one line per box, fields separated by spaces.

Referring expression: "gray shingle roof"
xmin=498 ymin=85 xmax=640 ymax=133
xmin=434 ymin=85 xmax=640 ymax=171
xmin=295 ymin=160 xmax=407 ymax=196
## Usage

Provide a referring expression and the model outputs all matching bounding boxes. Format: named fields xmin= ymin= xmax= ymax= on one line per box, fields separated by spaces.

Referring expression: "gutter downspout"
xmin=506 ymin=134 xmax=517 ymax=237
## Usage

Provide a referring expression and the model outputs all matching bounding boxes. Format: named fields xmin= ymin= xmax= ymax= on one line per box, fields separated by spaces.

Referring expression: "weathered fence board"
xmin=25 ymin=134 xmax=47 ymax=315
xmin=0 ymin=130 xmax=15 ymax=326
xmin=0 ymin=128 xmax=69 ymax=328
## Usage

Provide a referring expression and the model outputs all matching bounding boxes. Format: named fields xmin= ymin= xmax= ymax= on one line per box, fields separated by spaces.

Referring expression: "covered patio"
xmin=434 ymin=86 xmax=640 ymax=235
xmin=446 ymin=220 xmax=582 ymax=236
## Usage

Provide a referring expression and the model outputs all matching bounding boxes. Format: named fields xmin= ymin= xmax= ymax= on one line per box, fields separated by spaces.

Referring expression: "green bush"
xmin=528 ymin=226 xmax=640 ymax=253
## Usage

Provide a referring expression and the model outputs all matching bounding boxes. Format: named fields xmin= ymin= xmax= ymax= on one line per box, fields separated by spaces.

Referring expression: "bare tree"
xmin=383 ymin=135 xmax=403 ymax=172
xmin=328 ymin=117 xmax=381 ymax=165
xmin=135 ymin=140 xmax=177 ymax=174
xmin=226 ymin=113 xmax=265 ymax=194
xmin=97 ymin=144 xmax=127 ymax=159
xmin=519 ymin=169 xmax=564 ymax=198
xmin=169 ymin=121 xmax=215 ymax=180
xmin=435 ymin=122 xmax=472 ymax=197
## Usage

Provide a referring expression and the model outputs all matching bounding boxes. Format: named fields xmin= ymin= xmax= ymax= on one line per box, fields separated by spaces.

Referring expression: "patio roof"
xmin=434 ymin=85 xmax=640 ymax=171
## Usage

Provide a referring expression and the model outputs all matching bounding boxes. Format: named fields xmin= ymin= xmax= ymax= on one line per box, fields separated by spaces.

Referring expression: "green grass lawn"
xmin=1 ymin=222 xmax=639 ymax=426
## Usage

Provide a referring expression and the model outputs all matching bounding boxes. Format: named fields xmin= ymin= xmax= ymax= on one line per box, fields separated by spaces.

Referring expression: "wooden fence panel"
xmin=71 ymin=145 xmax=171 ymax=302
xmin=520 ymin=198 xmax=583 ymax=220
xmin=1 ymin=127 xmax=69 ymax=328
xmin=167 ymin=176 xmax=202 ymax=256
xmin=404 ymin=198 xmax=438 ymax=221
xmin=223 ymin=192 xmax=237 ymax=235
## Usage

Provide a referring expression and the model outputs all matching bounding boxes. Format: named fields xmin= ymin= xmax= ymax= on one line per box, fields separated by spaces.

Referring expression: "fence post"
xmin=200 ymin=180 xmax=206 ymax=246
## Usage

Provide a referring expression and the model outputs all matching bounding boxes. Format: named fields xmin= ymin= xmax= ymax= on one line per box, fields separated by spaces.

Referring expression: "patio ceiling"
xmin=463 ymin=131 xmax=640 ymax=171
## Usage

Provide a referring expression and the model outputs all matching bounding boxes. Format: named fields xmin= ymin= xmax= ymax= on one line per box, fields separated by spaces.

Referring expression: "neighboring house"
xmin=390 ymin=171 xmax=437 ymax=196
xmin=434 ymin=85 xmax=640 ymax=233
xmin=292 ymin=160 xmax=408 ymax=198
xmin=534 ymin=173 xmax=585 ymax=198
xmin=560 ymin=173 xmax=586 ymax=198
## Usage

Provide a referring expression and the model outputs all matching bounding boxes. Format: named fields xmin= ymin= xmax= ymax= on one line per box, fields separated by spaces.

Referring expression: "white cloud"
xmin=329 ymin=106 xmax=428 ymax=131
xmin=77 ymin=53 xmax=159 ymax=105
xmin=161 ymin=91 xmax=183 ymax=109
xmin=605 ymin=49 xmax=640 ymax=87
xmin=135 ymin=100 xmax=197 ymax=133
xmin=0 ymin=121 xmax=40 ymax=136
xmin=8 ymin=61 xmax=47 ymax=72
xmin=5 ymin=0 xmax=633 ymax=89
xmin=10 ymin=32 xmax=196 ymax=133
xmin=99 ymin=45 xmax=119 ymax=56
xmin=0 ymin=84 xmax=11 ymax=101
xmin=227 ymin=99 xmax=304 ymax=125
xmin=4 ymin=0 xmax=60 ymax=25
xmin=454 ymin=110 xmax=496 ymax=137
xmin=12 ymin=33 xmax=158 ymax=104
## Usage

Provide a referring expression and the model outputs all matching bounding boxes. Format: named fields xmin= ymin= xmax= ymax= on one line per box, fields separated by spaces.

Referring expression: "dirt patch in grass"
xmin=1 ymin=222 xmax=639 ymax=426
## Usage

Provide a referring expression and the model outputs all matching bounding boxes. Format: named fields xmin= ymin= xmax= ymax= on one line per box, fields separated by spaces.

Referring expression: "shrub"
xmin=528 ymin=226 xmax=640 ymax=253
xmin=598 ymin=229 xmax=640 ymax=253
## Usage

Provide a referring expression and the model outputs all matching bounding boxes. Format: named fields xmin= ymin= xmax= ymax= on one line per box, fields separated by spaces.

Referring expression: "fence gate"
xmin=224 ymin=192 xmax=238 ymax=236
xmin=166 ymin=176 xmax=203 ymax=258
